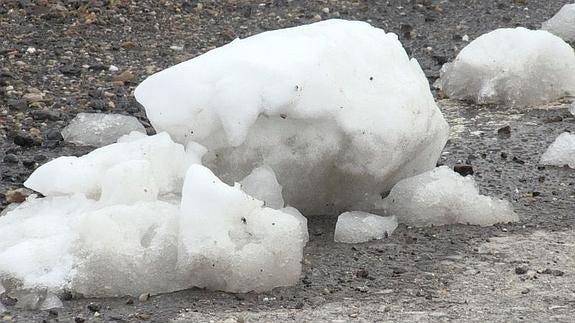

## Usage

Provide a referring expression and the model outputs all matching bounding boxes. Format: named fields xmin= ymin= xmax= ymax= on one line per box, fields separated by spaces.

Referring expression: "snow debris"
xmin=540 ymin=132 xmax=575 ymax=168
xmin=62 ymin=113 xmax=146 ymax=147
xmin=39 ymin=293 xmax=64 ymax=310
xmin=135 ymin=19 xmax=449 ymax=215
xmin=437 ymin=28 xmax=575 ymax=106
xmin=379 ymin=166 xmax=518 ymax=227
xmin=334 ymin=211 xmax=397 ymax=244
xmin=542 ymin=3 xmax=575 ymax=43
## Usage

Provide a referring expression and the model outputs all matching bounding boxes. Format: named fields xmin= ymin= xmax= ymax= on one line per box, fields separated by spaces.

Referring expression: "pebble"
xmin=109 ymin=65 xmax=119 ymax=72
xmin=453 ymin=164 xmax=474 ymax=176
xmin=515 ymin=266 xmax=528 ymax=275
xmin=13 ymin=134 xmax=37 ymax=147
xmin=3 ymin=154 xmax=18 ymax=163
xmin=6 ymin=188 xmax=30 ymax=203
xmin=87 ymin=302 xmax=101 ymax=312
xmin=138 ymin=293 xmax=150 ymax=302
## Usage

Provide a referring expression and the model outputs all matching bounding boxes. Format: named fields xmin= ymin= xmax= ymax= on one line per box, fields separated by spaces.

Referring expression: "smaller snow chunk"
xmin=334 ymin=211 xmax=397 ymax=244
xmin=62 ymin=113 xmax=146 ymax=147
xmin=540 ymin=132 xmax=575 ymax=168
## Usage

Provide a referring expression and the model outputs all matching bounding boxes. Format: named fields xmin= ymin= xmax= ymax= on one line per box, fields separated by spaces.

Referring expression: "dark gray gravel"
xmin=1 ymin=0 xmax=575 ymax=322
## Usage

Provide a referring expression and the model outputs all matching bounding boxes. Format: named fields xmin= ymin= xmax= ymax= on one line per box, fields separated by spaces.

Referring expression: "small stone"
xmin=112 ymin=71 xmax=135 ymax=83
xmin=31 ymin=110 xmax=61 ymax=121
xmin=3 ymin=154 xmax=18 ymax=164
xmin=75 ymin=317 xmax=85 ymax=323
xmin=87 ymin=302 xmax=101 ymax=312
xmin=322 ymin=7 xmax=330 ymax=14
xmin=521 ymin=288 xmax=530 ymax=294
xmin=497 ymin=126 xmax=511 ymax=139
xmin=45 ymin=128 xmax=64 ymax=141
xmin=453 ymin=164 xmax=474 ymax=176
xmin=294 ymin=302 xmax=304 ymax=309
xmin=26 ymin=47 xmax=36 ymax=54
xmin=13 ymin=134 xmax=37 ymax=147
xmin=355 ymin=269 xmax=369 ymax=278
xmin=109 ymin=65 xmax=119 ymax=72
xmin=515 ymin=266 xmax=528 ymax=275
xmin=312 ymin=14 xmax=322 ymax=22
xmin=541 ymin=268 xmax=564 ymax=276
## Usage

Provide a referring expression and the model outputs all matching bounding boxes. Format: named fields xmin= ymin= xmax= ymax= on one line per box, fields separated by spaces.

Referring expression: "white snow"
xmin=135 ymin=19 xmax=449 ymax=215
xmin=62 ymin=113 xmax=146 ymax=147
xmin=542 ymin=4 xmax=575 ymax=43
xmin=178 ymin=165 xmax=308 ymax=293
xmin=0 ymin=133 xmax=308 ymax=296
xmin=239 ymin=166 xmax=284 ymax=209
xmin=379 ymin=166 xmax=518 ymax=227
xmin=437 ymin=27 xmax=575 ymax=106
xmin=39 ymin=293 xmax=63 ymax=310
xmin=25 ymin=132 xmax=202 ymax=198
xmin=540 ymin=132 xmax=575 ymax=168
xmin=334 ymin=211 xmax=397 ymax=244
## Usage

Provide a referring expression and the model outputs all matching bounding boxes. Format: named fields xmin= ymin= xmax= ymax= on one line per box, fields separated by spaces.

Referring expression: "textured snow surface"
xmin=135 ymin=19 xmax=449 ymax=215
xmin=179 ymin=165 xmax=308 ymax=293
xmin=379 ymin=166 xmax=518 ymax=227
xmin=239 ymin=166 xmax=285 ymax=209
xmin=0 ymin=134 xmax=308 ymax=297
xmin=334 ymin=211 xmax=398 ymax=244
xmin=540 ymin=132 xmax=575 ymax=168
xmin=437 ymin=28 xmax=575 ymax=106
xmin=542 ymin=4 xmax=575 ymax=42
xmin=62 ymin=113 xmax=146 ymax=147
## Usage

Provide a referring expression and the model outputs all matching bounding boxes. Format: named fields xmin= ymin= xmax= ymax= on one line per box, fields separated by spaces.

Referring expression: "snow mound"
xmin=135 ymin=19 xmax=449 ymax=215
xmin=334 ymin=211 xmax=397 ymax=244
xmin=62 ymin=113 xmax=146 ymax=147
xmin=542 ymin=4 xmax=575 ymax=43
xmin=178 ymin=165 xmax=308 ymax=293
xmin=437 ymin=28 xmax=575 ymax=106
xmin=379 ymin=166 xmax=518 ymax=227
xmin=0 ymin=133 xmax=307 ymax=297
xmin=239 ymin=166 xmax=284 ymax=209
xmin=540 ymin=132 xmax=575 ymax=168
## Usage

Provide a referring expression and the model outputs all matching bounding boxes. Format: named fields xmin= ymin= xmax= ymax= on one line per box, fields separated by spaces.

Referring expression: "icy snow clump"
xmin=334 ymin=211 xmax=398 ymax=244
xmin=540 ymin=132 xmax=575 ymax=168
xmin=437 ymin=28 xmax=575 ymax=106
xmin=239 ymin=166 xmax=284 ymax=209
xmin=135 ymin=19 xmax=449 ymax=215
xmin=379 ymin=166 xmax=518 ymax=227
xmin=0 ymin=132 xmax=308 ymax=296
xmin=62 ymin=113 xmax=146 ymax=147
xmin=178 ymin=165 xmax=308 ymax=293
xmin=542 ymin=4 xmax=575 ymax=43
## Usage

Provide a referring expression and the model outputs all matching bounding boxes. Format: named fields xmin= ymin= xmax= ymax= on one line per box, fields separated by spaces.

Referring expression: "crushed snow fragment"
xmin=542 ymin=3 xmax=575 ymax=43
xmin=109 ymin=65 xmax=119 ymax=72
xmin=379 ymin=166 xmax=518 ymax=227
xmin=334 ymin=211 xmax=397 ymax=244
xmin=437 ymin=28 xmax=575 ymax=106
xmin=40 ymin=293 xmax=63 ymax=310
xmin=239 ymin=166 xmax=284 ymax=209
xmin=178 ymin=165 xmax=308 ymax=293
xmin=540 ymin=132 xmax=575 ymax=168
xmin=62 ymin=113 xmax=146 ymax=147
xmin=135 ymin=19 xmax=449 ymax=215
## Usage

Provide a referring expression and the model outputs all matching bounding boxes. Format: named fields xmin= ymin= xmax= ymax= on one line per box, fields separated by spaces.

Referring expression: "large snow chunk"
xmin=542 ymin=4 xmax=575 ymax=43
xmin=0 ymin=195 xmax=180 ymax=297
xmin=24 ymin=132 xmax=204 ymax=198
xmin=379 ymin=166 xmax=518 ymax=227
xmin=334 ymin=211 xmax=397 ymax=244
xmin=437 ymin=28 xmax=575 ymax=106
xmin=239 ymin=166 xmax=284 ymax=209
xmin=62 ymin=113 xmax=146 ymax=147
xmin=178 ymin=165 xmax=308 ymax=293
xmin=135 ymin=19 xmax=449 ymax=215
xmin=540 ymin=132 xmax=575 ymax=168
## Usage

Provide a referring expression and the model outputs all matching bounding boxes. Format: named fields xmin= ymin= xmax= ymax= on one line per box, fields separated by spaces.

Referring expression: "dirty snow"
xmin=379 ymin=166 xmax=518 ymax=227
xmin=62 ymin=113 xmax=146 ymax=147
xmin=135 ymin=19 xmax=449 ymax=215
xmin=334 ymin=211 xmax=397 ymax=243
xmin=542 ymin=3 xmax=575 ymax=43
xmin=540 ymin=132 xmax=575 ymax=168
xmin=437 ymin=28 xmax=575 ymax=106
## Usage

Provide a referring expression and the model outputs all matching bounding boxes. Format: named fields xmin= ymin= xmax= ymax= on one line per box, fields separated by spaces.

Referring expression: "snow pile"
xmin=542 ymin=4 xmax=575 ymax=43
xmin=379 ymin=166 xmax=518 ymax=227
xmin=334 ymin=211 xmax=397 ymax=244
xmin=178 ymin=165 xmax=307 ymax=293
xmin=0 ymin=133 xmax=308 ymax=298
xmin=62 ymin=113 xmax=146 ymax=147
xmin=437 ymin=28 xmax=575 ymax=106
xmin=540 ymin=132 xmax=575 ymax=168
xmin=135 ymin=19 xmax=449 ymax=215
